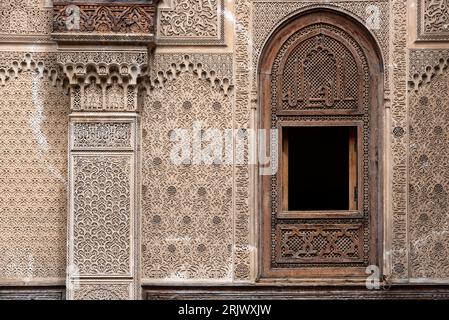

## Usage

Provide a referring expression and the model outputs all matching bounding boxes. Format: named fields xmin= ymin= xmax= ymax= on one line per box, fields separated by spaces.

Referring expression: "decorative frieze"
xmin=52 ymin=1 xmax=159 ymax=44
xmin=72 ymin=122 xmax=133 ymax=150
xmin=70 ymin=281 xmax=132 ymax=300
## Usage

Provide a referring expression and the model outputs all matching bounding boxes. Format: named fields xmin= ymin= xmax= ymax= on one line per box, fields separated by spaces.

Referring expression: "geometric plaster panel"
xmin=71 ymin=155 xmax=132 ymax=277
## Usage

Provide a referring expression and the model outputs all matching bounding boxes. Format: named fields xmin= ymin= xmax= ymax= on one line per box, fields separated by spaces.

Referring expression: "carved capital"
xmin=56 ymin=52 xmax=148 ymax=111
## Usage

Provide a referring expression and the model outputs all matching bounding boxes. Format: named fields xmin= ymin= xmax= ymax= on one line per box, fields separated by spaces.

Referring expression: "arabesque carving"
xmin=417 ymin=0 xmax=449 ymax=40
xmin=157 ymin=0 xmax=224 ymax=44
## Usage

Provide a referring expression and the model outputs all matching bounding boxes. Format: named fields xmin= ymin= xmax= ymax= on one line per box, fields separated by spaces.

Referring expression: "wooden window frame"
xmin=258 ymin=9 xmax=384 ymax=281
xmin=278 ymin=120 xmax=364 ymax=219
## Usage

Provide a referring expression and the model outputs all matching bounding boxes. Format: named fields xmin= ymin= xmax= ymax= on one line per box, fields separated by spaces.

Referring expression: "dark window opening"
xmin=282 ymin=126 xmax=357 ymax=211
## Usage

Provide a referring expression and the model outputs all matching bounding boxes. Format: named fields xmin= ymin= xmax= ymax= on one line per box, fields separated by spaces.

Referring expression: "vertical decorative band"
xmin=68 ymin=114 xmax=139 ymax=300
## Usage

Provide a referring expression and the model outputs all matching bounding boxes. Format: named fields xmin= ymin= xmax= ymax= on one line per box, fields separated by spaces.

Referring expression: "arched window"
xmin=259 ymin=9 xmax=383 ymax=280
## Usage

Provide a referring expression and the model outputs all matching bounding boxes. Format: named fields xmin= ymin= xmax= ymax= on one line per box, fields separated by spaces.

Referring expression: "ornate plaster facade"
xmin=1 ymin=0 xmax=449 ymax=299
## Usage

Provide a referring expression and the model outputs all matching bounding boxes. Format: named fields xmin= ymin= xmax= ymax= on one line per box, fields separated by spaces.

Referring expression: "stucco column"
xmin=61 ymin=60 xmax=145 ymax=299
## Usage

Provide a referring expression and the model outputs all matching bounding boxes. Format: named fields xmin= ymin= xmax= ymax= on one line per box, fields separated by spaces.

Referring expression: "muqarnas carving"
xmin=418 ymin=0 xmax=449 ymax=40
xmin=62 ymin=62 xmax=145 ymax=112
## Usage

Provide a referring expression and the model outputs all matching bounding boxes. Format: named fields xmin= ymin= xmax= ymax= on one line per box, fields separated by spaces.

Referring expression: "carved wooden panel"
xmin=260 ymin=10 xmax=383 ymax=279
xmin=276 ymin=224 xmax=364 ymax=264
xmin=53 ymin=2 xmax=156 ymax=34
xmin=277 ymin=31 xmax=366 ymax=114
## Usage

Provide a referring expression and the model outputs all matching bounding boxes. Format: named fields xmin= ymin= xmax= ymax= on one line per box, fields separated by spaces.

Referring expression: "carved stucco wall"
xmin=63 ymin=51 xmax=146 ymax=299
xmin=0 ymin=54 xmax=69 ymax=282
xmin=409 ymin=71 xmax=449 ymax=279
xmin=0 ymin=0 xmax=52 ymax=41
xmin=141 ymin=53 xmax=235 ymax=281
xmin=407 ymin=49 xmax=449 ymax=280
xmin=1 ymin=0 xmax=449 ymax=292
xmin=141 ymin=0 xmax=412 ymax=283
